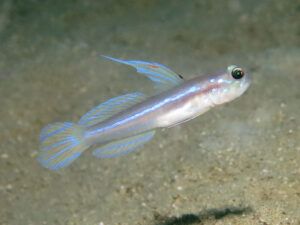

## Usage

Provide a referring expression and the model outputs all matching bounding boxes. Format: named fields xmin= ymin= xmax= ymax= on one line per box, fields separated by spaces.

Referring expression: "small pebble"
xmin=280 ymin=102 xmax=286 ymax=108
xmin=1 ymin=153 xmax=8 ymax=159
xmin=30 ymin=151 xmax=38 ymax=158
xmin=262 ymin=169 xmax=270 ymax=174
xmin=177 ymin=186 xmax=183 ymax=191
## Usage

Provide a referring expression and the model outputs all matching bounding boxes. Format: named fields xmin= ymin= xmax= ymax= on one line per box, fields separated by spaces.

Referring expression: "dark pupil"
xmin=232 ymin=68 xmax=244 ymax=79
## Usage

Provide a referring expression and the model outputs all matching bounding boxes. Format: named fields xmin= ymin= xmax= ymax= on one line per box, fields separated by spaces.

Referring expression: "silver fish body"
xmin=38 ymin=56 xmax=250 ymax=170
xmin=86 ymin=69 xmax=250 ymax=145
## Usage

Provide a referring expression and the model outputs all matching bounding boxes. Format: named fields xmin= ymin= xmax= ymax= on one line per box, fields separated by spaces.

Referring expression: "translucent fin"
xmin=78 ymin=92 xmax=146 ymax=127
xmin=38 ymin=122 xmax=89 ymax=170
xmin=101 ymin=55 xmax=184 ymax=90
xmin=93 ymin=130 xmax=155 ymax=158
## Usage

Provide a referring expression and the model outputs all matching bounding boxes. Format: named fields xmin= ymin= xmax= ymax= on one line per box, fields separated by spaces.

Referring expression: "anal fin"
xmin=93 ymin=130 xmax=155 ymax=158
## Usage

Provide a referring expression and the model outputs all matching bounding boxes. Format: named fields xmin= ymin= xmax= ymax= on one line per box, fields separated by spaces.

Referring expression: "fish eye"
xmin=231 ymin=67 xmax=244 ymax=79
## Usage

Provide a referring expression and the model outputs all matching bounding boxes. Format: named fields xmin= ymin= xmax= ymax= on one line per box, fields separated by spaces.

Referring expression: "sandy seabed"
xmin=0 ymin=0 xmax=299 ymax=224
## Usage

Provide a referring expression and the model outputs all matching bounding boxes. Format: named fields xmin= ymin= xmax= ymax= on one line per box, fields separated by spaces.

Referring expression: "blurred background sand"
xmin=0 ymin=0 xmax=299 ymax=224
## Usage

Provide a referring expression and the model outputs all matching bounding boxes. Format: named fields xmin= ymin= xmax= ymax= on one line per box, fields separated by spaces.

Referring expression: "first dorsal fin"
xmin=101 ymin=55 xmax=184 ymax=91
xmin=78 ymin=92 xmax=146 ymax=127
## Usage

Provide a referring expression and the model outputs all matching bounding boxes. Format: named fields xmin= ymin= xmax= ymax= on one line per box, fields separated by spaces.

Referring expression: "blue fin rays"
xmin=38 ymin=122 xmax=89 ymax=170
xmin=93 ymin=130 xmax=155 ymax=158
xmin=101 ymin=55 xmax=184 ymax=89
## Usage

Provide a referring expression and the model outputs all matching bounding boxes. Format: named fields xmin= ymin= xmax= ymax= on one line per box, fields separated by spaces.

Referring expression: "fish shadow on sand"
xmin=153 ymin=206 xmax=252 ymax=225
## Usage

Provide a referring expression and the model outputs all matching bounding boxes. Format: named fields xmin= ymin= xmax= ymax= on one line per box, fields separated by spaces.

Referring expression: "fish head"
xmin=208 ymin=65 xmax=251 ymax=106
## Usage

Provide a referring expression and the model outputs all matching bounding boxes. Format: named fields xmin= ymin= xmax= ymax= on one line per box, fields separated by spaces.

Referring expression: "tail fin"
xmin=38 ymin=122 xmax=89 ymax=170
